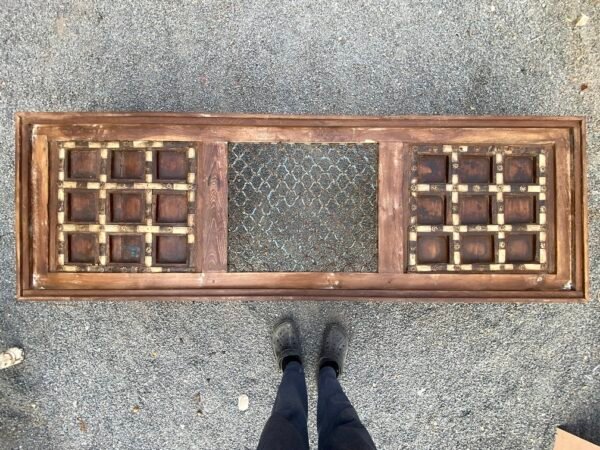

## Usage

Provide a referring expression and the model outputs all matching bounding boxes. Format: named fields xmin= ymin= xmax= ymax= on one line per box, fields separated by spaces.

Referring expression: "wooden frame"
xmin=15 ymin=113 xmax=588 ymax=302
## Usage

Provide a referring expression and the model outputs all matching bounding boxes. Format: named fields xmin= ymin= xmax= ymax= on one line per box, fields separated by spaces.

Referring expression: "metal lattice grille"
xmin=227 ymin=143 xmax=378 ymax=272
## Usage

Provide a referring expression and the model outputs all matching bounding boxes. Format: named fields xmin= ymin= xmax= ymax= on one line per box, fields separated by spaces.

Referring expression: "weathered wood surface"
xmin=201 ymin=142 xmax=228 ymax=272
xmin=15 ymin=113 xmax=587 ymax=302
xmin=378 ymin=142 xmax=405 ymax=273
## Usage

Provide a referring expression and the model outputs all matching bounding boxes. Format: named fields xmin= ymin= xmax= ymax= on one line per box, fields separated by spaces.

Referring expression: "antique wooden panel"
xmin=50 ymin=140 xmax=197 ymax=273
xmin=407 ymin=144 xmax=552 ymax=273
xmin=15 ymin=113 xmax=588 ymax=302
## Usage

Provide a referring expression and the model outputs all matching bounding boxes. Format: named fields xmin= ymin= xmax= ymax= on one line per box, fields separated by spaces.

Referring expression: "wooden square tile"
xmin=416 ymin=235 xmax=449 ymax=264
xmin=154 ymin=235 xmax=188 ymax=265
xmin=504 ymin=156 xmax=536 ymax=183
xmin=155 ymin=193 xmax=188 ymax=224
xmin=66 ymin=191 xmax=98 ymax=223
xmin=505 ymin=234 xmax=536 ymax=263
xmin=108 ymin=192 xmax=145 ymax=223
xmin=67 ymin=233 xmax=98 ymax=264
xmin=109 ymin=234 xmax=144 ymax=264
xmin=416 ymin=195 xmax=446 ymax=225
xmin=504 ymin=195 xmax=535 ymax=224
xmin=110 ymin=150 xmax=145 ymax=180
xmin=458 ymin=155 xmax=492 ymax=183
xmin=155 ymin=150 xmax=187 ymax=181
xmin=459 ymin=195 xmax=491 ymax=225
xmin=461 ymin=234 xmax=494 ymax=264
xmin=417 ymin=155 xmax=447 ymax=183
xmin=66 ymin=150 xmax=99 ymax=180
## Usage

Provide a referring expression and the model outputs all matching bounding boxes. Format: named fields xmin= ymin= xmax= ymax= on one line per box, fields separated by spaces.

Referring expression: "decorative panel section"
xmin=408 ymin=144 xmax=550 ymax=273
xmin=55 ymin=141 xmax=197 ymax=272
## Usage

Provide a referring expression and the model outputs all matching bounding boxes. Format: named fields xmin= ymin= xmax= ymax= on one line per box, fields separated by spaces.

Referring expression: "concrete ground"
xmin=0 ymin=0 xmax=599 ymax=449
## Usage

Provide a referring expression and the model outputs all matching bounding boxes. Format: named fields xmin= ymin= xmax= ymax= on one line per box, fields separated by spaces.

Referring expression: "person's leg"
xmin=317 ymin=324 xmax=376 ymax=450
xmin=257 ymin=320 xmax=309 ymax=450
xmin=258 ymin=360 xmax=309 ymax=450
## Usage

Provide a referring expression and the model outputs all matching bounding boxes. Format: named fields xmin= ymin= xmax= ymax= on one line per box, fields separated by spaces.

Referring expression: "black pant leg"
xmin=257 ymin=361 xmax=309 ymax=450
xmin=317 ymin=366 xmax=376 ymax=450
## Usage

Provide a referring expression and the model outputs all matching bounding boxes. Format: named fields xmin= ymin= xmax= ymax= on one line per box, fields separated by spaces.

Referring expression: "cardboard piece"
xmin=554 ymin=429 xmax=600 ymax=450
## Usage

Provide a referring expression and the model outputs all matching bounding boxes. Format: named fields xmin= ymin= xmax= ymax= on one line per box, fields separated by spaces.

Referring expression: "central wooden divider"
xmin=378 ymin=142 xmax=406 ymax=274
xmin=200 ymin=141 xmax=228 ymax=272
xmin=15 ymin=113 xmax=588 ymax=302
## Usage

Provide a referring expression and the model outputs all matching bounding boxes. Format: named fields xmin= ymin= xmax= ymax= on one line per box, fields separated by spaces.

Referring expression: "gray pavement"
xmin=0 ymin=1 xmax=599 ymax=449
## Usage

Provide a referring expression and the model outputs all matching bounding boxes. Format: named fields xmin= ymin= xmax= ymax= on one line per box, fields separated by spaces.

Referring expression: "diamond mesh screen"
xmin=227 ymin=143 xmax=378 ymax=272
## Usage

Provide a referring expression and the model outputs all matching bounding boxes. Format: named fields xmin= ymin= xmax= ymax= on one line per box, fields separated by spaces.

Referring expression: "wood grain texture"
xmin=34 ymin=125 xmax=568 ymax=145
xmin=554 ymin=134 xmax=572 ymax=285
xmin=577 ymin=123 xmax=589 ymax=299
xmin=378 ymin=142 xmax=405 ymax=273
xmin=14 ymin=114 xmax=26 ymax=295
xmin=48 ymin=141 xmax=59 ymax=272
xmin=17 ymin=287 xmax=586 ymax=302
xmin=34 ymin=271 xmax=571 ymax=291
xmin=14 ymin=113 xmax=587 ymax=302
xmin=30 ymin=134 xmax=49 ymax=282
xmin=201 ymin=142 xmax=228 ymax=272
xmin=17 ymin=111 xmax=585 ymax=128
